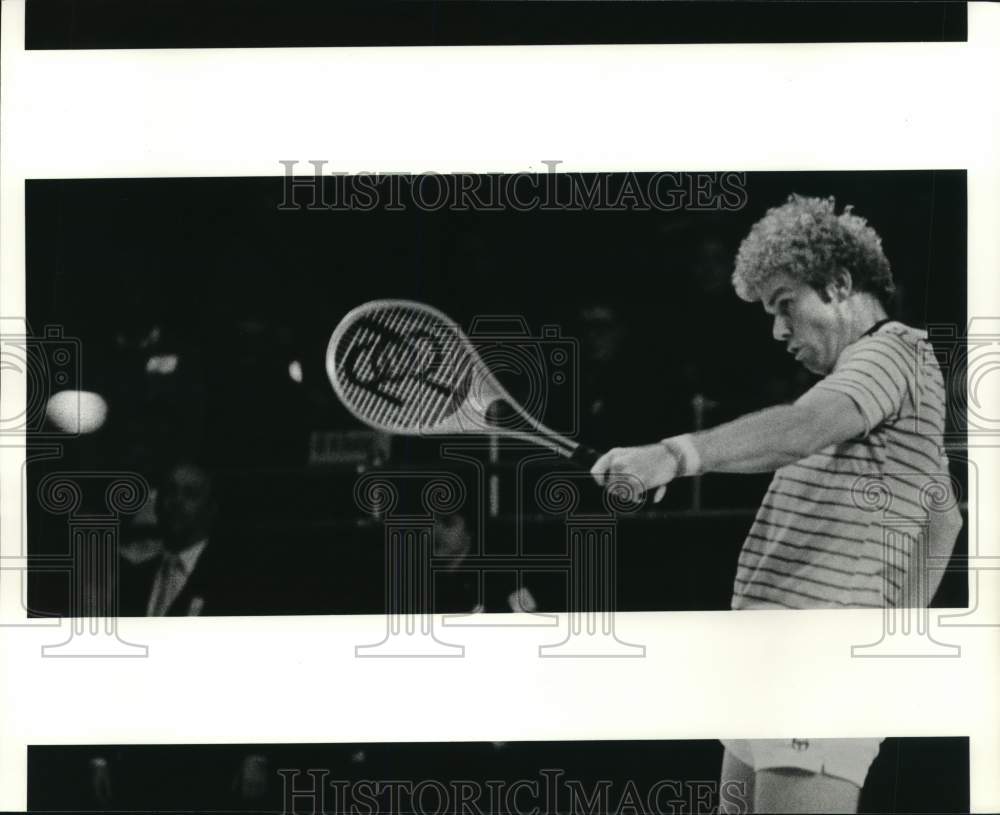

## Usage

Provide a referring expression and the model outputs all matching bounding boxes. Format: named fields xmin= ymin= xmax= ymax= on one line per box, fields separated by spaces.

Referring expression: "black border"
xmin=26 ymin=1 xmax=967 ymax=50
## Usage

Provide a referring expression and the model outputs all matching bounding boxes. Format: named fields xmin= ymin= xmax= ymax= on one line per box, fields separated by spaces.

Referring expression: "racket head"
xmin=326 ymin=300 xmax=510 ymax=437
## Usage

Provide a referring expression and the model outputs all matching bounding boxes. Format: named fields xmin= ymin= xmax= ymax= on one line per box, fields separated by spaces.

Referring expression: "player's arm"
xmin=592 ymin=387 xmax=867 ymax=489
xmin=927 ymin=484 xmax=963 ymax=603
xmin=695 ymin=387 xmax=868 ymax=473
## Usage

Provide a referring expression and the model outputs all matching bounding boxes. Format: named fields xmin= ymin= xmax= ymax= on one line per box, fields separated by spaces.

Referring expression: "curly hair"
xmin=731 ymin=194 xmax=895 ymax=305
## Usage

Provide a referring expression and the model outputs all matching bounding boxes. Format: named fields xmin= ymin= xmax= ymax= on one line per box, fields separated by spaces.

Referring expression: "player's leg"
xmin=719 ymin=744 xmax=755 ymax=814
xmin=754 ymin=768 xmax=860 ymax=814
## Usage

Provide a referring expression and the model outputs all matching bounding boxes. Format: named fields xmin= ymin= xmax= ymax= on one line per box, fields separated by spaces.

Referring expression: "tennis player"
xmin=591 ymin=195 xmax=963 ymax=813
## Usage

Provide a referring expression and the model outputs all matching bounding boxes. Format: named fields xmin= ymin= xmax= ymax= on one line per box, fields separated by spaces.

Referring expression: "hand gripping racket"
xmin=325 ymin=300 xmax=602 ymax=470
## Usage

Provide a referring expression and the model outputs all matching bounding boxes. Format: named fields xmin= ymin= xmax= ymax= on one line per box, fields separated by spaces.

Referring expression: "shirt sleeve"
xmin=810 ymin=336 xmax=912 ymax=436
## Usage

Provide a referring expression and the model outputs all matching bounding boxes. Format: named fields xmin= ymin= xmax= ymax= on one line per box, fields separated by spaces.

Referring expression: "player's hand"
xmin=590 ymin=443 xmax=680 ymax=502
xmin=507 ymin=586 xmax=538 ymax=613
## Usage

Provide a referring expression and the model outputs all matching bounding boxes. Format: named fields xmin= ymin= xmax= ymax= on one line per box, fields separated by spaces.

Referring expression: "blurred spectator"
xmin=432 ymin=513 xmax=543 ymax=614
xmin=117 ymin=459 xmax=280 ymax=616
xmin=80 ymin=746 xmax=249 ymax=811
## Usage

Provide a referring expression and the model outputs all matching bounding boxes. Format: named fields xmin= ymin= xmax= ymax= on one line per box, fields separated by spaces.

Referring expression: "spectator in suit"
xmin=118 ymin=460 xmax=272 ymax=616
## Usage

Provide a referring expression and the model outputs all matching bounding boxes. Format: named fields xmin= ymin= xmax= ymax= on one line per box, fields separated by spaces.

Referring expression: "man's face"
xmin=580 ymin=306 xmax=624 ymax=364
xmin=761 ymin=275 xmax=847 ymax=375
xmin=156 ymin=464 xmax=215 ymax=549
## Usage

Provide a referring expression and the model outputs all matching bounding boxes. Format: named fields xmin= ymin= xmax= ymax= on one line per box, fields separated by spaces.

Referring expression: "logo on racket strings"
xmin=340 ymin=318 xmax=466 ymax=411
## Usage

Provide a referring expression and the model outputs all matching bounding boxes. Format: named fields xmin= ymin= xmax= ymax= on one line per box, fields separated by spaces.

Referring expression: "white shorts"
xmin=721 ymin=738 xmax=884 ymax=788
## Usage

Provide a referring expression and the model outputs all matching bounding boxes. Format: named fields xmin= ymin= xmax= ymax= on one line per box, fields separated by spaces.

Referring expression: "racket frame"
xmin=326 ymin=299 xmax=586 ymax=461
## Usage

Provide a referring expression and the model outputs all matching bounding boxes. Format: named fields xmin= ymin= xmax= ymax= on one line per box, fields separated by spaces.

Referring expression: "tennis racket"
xmin=325 ymin=299 xmax=602 ymax=470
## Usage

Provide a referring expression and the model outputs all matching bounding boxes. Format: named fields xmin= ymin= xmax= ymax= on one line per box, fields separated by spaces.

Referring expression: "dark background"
xmin=25 ymin=0 xmax=966 ymax=49
xmin=28 ymin=737 xmax=970 ymax=813
xmin=24 ymin=171 xmax=968 ymax=615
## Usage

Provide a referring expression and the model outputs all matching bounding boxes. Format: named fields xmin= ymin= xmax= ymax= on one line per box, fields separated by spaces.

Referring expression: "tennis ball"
xmin=45 ymin=390 xmax=108 ymax=434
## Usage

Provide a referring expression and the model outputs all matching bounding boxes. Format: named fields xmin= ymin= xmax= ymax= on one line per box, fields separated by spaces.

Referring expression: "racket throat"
xmin=485 ymin=398 xmax=578 ymax=458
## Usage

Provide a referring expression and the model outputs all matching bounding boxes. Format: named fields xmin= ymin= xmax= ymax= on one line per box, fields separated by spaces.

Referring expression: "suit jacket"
xmin=117 ymin=536 xmax=276 ymax=617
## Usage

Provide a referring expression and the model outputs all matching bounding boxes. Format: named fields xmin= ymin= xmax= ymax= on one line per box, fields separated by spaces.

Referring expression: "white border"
xmin=2 ymin=1 xmax=999 ymax=811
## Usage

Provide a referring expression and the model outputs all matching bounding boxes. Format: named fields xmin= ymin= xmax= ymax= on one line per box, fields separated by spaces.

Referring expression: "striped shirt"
xmin=732 ymin=322 xmax=950 ymax=610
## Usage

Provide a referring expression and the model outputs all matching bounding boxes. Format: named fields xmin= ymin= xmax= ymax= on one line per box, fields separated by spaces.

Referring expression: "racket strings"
xmin=344 ymin=307 xmax=415 ymax=424
xmin=360 ymin=306 xmax=415 ymax=419
xmin=334 ymin=306 xmax=475 ymax=431
xmin=347 ymin=306 xmax=405 ymax=421
xmin=341 ymin=306 xmax=403 ymax=422
xmin=392 ymin=308 xmax=445 ymax=425
xmin=387 ymin=309 xmax=457 ymax=427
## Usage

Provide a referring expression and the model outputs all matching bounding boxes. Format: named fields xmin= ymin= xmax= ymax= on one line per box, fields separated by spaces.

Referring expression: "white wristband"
xmin=661 ymin=434 xmax=702 ymax=477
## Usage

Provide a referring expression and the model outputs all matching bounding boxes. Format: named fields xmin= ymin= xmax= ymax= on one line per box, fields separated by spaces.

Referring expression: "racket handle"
xmin=569 ymin=444 xmax=602 ymax=471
